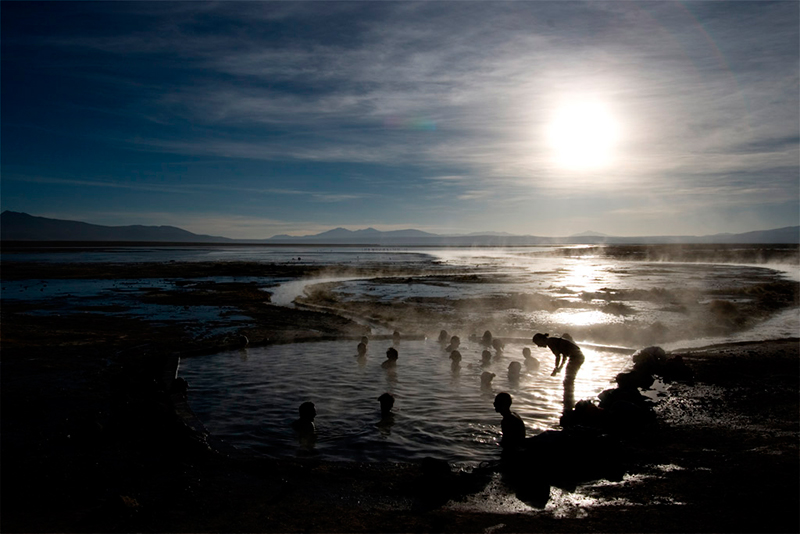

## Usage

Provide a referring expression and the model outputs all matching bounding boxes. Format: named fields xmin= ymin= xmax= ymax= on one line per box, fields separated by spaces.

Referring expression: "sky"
xmin=2 ymin=1 xmax=798 ymax=239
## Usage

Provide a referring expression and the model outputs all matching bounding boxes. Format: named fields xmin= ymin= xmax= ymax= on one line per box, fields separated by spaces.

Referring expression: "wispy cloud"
xmin=3 ymin=1 xmax=797 ymax=236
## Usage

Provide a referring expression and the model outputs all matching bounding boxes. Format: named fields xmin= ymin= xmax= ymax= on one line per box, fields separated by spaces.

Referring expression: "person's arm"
xmin=551 ymin=346 xmax=562 ymax=375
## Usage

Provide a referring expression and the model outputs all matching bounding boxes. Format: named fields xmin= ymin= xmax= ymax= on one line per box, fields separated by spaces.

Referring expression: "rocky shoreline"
xmin=1 ymin=261 xmax=798 ymax=532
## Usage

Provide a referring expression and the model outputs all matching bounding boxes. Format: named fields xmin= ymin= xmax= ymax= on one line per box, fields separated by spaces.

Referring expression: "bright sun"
xmin=547 ymin=102 xmax=620 ymax=170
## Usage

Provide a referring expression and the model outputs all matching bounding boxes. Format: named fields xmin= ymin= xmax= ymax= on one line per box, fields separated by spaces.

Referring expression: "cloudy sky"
xmin=2 ymin=1 xmax=798 ymax=238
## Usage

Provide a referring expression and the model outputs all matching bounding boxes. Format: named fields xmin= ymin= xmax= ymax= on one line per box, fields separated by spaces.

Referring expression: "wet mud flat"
xmin=1 ymin=260 xmax=798 ymax=533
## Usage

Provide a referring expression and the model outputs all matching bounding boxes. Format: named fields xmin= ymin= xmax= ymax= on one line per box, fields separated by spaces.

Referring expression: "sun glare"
xmin=547 ymin=102 xmax=620 ymax=170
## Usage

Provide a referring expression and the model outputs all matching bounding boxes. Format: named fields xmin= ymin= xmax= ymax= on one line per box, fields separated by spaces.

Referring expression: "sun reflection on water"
xmin=550 ymin=310 xmax=624 ymax=327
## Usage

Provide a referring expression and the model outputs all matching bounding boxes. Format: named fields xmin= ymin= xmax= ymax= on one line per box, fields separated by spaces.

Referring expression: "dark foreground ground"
xmin=1 ymin=261 xmax=798 ymax=533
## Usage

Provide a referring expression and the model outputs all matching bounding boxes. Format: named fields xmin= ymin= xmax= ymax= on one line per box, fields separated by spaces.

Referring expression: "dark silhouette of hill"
xmin=1 ymin=211 xmax=797 ymax=245
xmin=1 ymin=211 xmax=231 ymax=242
xmin=271 ymin=227 xmax=437 ymax=240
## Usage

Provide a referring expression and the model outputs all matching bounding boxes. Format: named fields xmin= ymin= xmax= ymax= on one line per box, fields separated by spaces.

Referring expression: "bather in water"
xmin=382 ymin=347 xmax=399 ymax=369
xmin=508 ymin=361 xmax=522 ymax=382
xmin=522 ymin=347 xmax=540 ymax=372
xmin=481 ymin=330 xmax=493 ymax=347
xmin=493 ymin=392 xmax=525 ymax=450
xmin=481 ymin=371 xmax=496 ymax=391
xmin=445 ymin=335 xmax=460 ymax=353
xmin=376 ymin=392 xmax=395 ymax=431
xmin=492 ymin=338 xmax=505 ymax=355
xmin=449 ymin=349 xmax=462 ymax=370
xmin=437 ymin=330 xmax=449 ymax=344
xmin=291 ymin=401 xmax=317 ymax=448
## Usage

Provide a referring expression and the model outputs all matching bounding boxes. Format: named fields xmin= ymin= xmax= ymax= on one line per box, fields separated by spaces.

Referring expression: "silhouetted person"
xmin=450 ymin=349 xmax=462 ymax=371
xmin=481 ymin=330 xmax=493 ymax=347
xmin=382 ymin=347 xmax=399 ymax=369
xmin=378 ymin=392 xmax=395 ymax=417
xmin=481 ymin=350 xmax=493 ymax=367
xmin=481 ymin=371 xmax=496 ymax=391
xmin=492 ymin=338 xmax=505 ymax=354
xmin=493 ymin=392 xmax=526 ymax=449
xmin=508 ymin=361 xmax=522 ymax=382
xmin=438 ymin=329 xmax=449 ymax=343
xmin=291 ymin=401 xmax=317 ymax=447
xmin=376 ymin=392 xmax=395 ymax=432
xmin=522 ymin=347 xmax=540 ymax=372
xmin=445 ymin=335 xmax=460 ymax=353
xmin=533 ymin=333 xmax=584 ymax=381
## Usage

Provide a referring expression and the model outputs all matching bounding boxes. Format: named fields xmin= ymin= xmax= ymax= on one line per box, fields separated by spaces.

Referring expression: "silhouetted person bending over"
xmin=493 ymin=392 xmax=526 ymax=449
xmin=533 ymin=333 xmax=585 ymax=381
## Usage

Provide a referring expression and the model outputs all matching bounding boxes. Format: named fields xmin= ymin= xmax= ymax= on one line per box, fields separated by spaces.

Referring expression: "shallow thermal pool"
xmin=179 ymin=337 xmax=635 ymax=464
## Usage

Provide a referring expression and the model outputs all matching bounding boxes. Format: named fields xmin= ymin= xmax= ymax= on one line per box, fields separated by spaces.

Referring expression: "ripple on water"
xmin=179 ymin=338 xmax=634 ymax=464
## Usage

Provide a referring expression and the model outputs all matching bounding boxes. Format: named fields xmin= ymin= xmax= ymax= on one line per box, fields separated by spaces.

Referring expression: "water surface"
xmin=179 ymin=338 xmax=634 ymax=464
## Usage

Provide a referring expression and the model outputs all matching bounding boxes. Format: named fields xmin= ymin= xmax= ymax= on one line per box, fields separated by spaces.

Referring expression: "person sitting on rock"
xmin=493 ymin=392 xmax=526 ymax=449
xmin=382 ymin=347 xmax=399 ymax=369
xmin=533 ymin=332 xmax=585 ymax=380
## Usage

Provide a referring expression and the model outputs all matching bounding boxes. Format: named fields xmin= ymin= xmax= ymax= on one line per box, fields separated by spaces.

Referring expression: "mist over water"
xmin=175 ymin=245 xmax=797 ymax=463
xmin=5 ymin=244 xmax=796 ymax=463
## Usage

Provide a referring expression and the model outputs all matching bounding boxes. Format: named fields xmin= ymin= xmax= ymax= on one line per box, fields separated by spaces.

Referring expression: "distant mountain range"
xmin=2 ymin=211 xmax=798 ymax=245
xmin=0 ymin=211 xmax=231 ymax=243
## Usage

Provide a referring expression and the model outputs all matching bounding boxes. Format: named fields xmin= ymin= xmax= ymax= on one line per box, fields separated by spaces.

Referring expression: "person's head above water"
xmin=522 ymin=347 xmax=532 ymax=358
xmin=378 ymin=392 xmax=395 ymax=416
xmin=481 ymin=350 xmax=492 ymax=364
xmin=438 ymin=330 xmax=449 ymax=342
xmin=361 ymin=335 xmax=369 ymax=345
xmin=493 ymin=392 xmax=513 ymax=413
xmin=386 ymin=347 xmax=399 ymax=360
xmin=481 ymin=371 xmax=496 ymax=385
xmin=482 ymin=330 xmax=493 ymax=343
xmin=357 ymin=342 xmax=367 ymax=356
xmin=298 ymin=401 xmax=316 ymax=421
xmin=449 ymin=350 xmax=462 ymax=362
